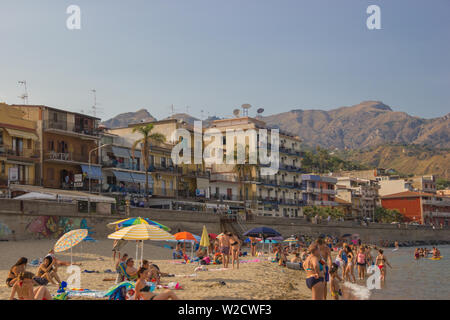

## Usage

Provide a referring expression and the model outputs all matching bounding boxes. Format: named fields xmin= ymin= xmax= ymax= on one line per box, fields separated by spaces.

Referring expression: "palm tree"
xmin=131 ymin=124 xmax=166 ymax=199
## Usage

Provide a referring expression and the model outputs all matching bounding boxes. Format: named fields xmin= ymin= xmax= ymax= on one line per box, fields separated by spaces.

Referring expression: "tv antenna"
xmin=241 ymin=104 xmax=251 ymax=116
xmin=18 ymin=80 xmax=28 ymax=104
xmin=233 ymin=109 xmax=241 ymax=117
xmin=90 ymin=89 xmax=104 ymax=117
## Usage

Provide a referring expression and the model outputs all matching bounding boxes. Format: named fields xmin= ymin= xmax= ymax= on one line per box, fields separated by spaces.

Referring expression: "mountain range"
xmin=101 ymin=101 xmax=449 ymax=178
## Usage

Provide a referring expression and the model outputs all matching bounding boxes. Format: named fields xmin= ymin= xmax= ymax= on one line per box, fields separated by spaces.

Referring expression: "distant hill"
xmin=262 ymin=101 xmax=450 ymax=149
xmin=337 ymin=144 xmax=450 ymax=179
xmin=101 ymin=109 xmax=156 ymax=128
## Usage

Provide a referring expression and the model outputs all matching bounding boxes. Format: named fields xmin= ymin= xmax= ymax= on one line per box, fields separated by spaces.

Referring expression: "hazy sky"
xmin=0 ymin=0 xmax=449 ymax=121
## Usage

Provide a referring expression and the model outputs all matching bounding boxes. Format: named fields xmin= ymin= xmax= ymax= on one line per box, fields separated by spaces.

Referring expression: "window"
xmin=53 ymin=112 xmax=58 ymax=122
xmin=48 ymin=140 xmax=54 ymax=151
xmin=1 ymin=161 xmax=4 ymax=174
xmin=160 ymin=157 xmax=166 ymax=168
xmin=0 ymin=131 xmax=3 ymax=145
xmin=27 ymin=139 xmax=32 ymax=149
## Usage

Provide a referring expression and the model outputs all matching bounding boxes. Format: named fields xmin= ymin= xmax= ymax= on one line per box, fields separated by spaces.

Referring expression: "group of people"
xmin=112 ymin=252 xmax=179 ymax=300
xmin=414 ymin=246 xmax=441 ymax=259
xmin=6 ymin=250 xmax=79 ymax=300
xmin=265 ymin=236 xmax=394 ymax=300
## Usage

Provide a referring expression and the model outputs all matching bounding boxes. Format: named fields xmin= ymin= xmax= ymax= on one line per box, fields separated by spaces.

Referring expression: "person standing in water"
xmin=304 ymin=243 xmax=325 ymax=300
xmin=316 ymin=237 xmax=332 ymax=299
xmin=375 ymin=249 xmax=392 ymax=282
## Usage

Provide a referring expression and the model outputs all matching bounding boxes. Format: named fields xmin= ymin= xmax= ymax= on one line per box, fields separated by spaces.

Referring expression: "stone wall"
xmin=0 ymin=199 xmax=449 ymax=244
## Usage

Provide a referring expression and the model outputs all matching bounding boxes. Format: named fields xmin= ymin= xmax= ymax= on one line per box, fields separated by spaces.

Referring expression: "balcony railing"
xmin=423 ymin=199 xmax=450 ymax=206
xmin=44 ymin=151 xmax=93 ymax=163
xmin=43 ymin=120 xmax=98 ymax=137
xmin=0 ymin=146 xmax=39 ymax=159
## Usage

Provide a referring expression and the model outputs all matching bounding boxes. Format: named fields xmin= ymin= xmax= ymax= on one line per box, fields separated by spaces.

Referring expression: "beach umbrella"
xmin=108 ymin=224 xmax=175 ymax=265
xmin=54 ymin=229 xmax=88 ymax=265
xmin=200 ymin=226 xmax=210 ymax=248
xmin=200 ymin=226 xmax=210 ymax=255
xmin=243 ymin=227 xmax=281 ymax=238
xmin=208 ymin=233 xmax=218 ymax=240
xmin=342 ymin=234 xmax=351 ymax=237
xmin=107 ymin=217 xmax=170 ymax=232
xmin=174 ymin=231 xmax=198 ymax=242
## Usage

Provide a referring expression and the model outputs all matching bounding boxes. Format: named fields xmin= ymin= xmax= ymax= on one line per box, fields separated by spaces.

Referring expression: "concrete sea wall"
xmin=0 ymin=199 xmax=449 ymax=246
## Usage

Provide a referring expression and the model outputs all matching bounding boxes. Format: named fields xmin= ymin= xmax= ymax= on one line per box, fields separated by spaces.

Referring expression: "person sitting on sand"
xmin=329 ymin=263 xmax=343 ymax=300
xmin=46 ymin=249 xmax=81 ymax=268
xmin=173 ymin=242 xmax=183 ymax=259
xmin=36 ymin=256 xmax=61 ymax=285
xmin=6 ymin=257 xmax=28 ymax=288
xmin=9 ymin=272 xmax=52 ymax=300
xmin=124 ymin=258 xmax=138 ymax=281
xmin=290 ymin=253 xmax=302 ymax=263
xmin=196 ymin=247 xmax=207 ymax=260
xmin=134 ymin=268 xmax=179 ymax=300
xmin=115 ymin=253 xmax=129 ymax=283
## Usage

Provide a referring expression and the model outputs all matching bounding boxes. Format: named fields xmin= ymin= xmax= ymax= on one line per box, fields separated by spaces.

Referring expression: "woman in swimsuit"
xmin=9 ymin=272 xmax=51 ymax=300
xmin=375 ymin=249 xmax=392 ymax=282
xmin=230 ymin=234 xmax=241 ymax=269
xmin=344 ymin=247 xmax=356 ymax=283
xmin=356 ymin=247 xmax=367 ymax=280
xmin=304 ymin=243 xmax=325 ymax=300
xmin=6 ymin=257 xmax=27 ymax=287
xmin=134 ymin=268 xmax=179 ymax=300
xmin=414 ymin=248 xmax=420 ymax=260
xmin=338 ymin=244 xmax=348 ymax=279
xmin=249 ymin=237 xmax=257 ymax=257
xmin=36 ymin=256 xmax=61 ymax=285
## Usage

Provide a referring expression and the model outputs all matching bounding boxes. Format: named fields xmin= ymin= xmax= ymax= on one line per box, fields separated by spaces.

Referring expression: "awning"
xmin=81 ymin=165 xmax=102 ymax=180
xmin=112 ymin=146 xmax=131 ymax=158
xmin=112 ymin=170 xmax=134 ymax=183
xmin=5 ymin=128 xmax=38 ymax=141
xmin=131 ymin=172 xmax=153 ymax=184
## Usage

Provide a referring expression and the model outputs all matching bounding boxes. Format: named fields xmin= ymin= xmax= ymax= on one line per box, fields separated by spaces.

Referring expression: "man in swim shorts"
xmin=316 ymin=237 xmax=332 ymax=300
xmin=217 ymin=232 xmax=231 ymax=268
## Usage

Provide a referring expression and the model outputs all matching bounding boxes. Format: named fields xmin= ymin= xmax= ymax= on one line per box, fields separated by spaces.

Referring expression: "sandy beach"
xmin=0 ymin=239 xmax=316 ymax=300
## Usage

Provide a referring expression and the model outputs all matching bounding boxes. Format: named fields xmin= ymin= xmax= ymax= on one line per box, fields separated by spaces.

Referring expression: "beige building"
xmin=336 ymin=177 xmax=379 ymax=219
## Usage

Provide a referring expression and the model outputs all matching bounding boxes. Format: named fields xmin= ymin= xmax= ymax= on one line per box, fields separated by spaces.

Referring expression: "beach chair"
xmin=117 ymin=262 xmax=137 ymax=281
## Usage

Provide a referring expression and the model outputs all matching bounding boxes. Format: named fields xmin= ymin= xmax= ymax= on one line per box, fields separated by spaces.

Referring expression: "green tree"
xmin=131 ymin=124 xmax=166 ymax=199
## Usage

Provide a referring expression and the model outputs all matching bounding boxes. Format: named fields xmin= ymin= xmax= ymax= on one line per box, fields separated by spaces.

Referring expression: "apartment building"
xmin=335 ymin=177 xmax=379 ymax=219
xmin=5 ymin=104 xmax=101 ymax=190
xmin=381 ymin=191 xmax=450 ymax=226
xmin=301 ymin=174 xmax=338 ymax=206
xmin=0 ymin=104 xmax=39 ymax=188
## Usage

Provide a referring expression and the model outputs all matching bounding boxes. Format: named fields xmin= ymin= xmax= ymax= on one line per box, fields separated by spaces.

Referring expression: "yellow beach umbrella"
xmin=108 ymin=224 xmax=175 ymax=264
xmin=200 ymin=225 xmax=210 ymax=248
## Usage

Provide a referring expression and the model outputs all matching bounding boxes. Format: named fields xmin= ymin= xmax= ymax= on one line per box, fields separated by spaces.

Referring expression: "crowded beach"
xmin=1 ymin=217 xmax=443 ymax=300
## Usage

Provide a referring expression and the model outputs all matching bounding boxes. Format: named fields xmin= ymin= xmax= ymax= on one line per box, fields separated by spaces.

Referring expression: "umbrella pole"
xmin=136 ymin=241 xmax=139 ymax=262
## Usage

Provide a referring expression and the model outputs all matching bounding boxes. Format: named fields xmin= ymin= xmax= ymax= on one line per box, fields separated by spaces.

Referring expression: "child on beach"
xmin=329 ymin=263 xmax=343 ymax=300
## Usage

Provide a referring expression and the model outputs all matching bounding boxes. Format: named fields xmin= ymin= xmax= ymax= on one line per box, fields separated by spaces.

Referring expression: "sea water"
xmin=365 ymin=245 xmax=450 ymax=300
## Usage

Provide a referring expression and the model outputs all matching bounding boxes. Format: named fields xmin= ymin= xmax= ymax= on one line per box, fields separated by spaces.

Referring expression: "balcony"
xmin=0 ymin=146 xmax=39 ymax=161
xmin=43 ymin=120 xmax=99 ymax=139
xmin=423 ymin=199 xmax=450 ymax=207
xmin=258 ymin=197 xmax=303 ymax=206
xmin=102 ymin=159 xmax=141 ymax=171
xmin=279 ymin=146 xmax=303 ymax=157
xmin=44 ymin=151 xmax=92 ymax=164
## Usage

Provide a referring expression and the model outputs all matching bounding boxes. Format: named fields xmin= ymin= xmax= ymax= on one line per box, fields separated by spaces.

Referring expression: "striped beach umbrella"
xmin=108 ymin=224 xmax=175 ymax=265
xmin=54 ymin=229 xmax=88 ymax=264
xmin=107 ymin=217 xmax=170 ymax=232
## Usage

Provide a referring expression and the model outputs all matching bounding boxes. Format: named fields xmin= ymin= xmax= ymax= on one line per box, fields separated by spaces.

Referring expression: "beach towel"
xmin=117 ymin=262 xmax=137 ymax=281
xmin=66 ymin=289 xmax=107 ymax=298
xmin=104 ymin=282 xmax=135 ymax=300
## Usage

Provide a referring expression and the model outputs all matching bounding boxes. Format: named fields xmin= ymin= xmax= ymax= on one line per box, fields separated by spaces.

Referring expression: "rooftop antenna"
xmin=90 ymin=89 xmax=104 ymax=117
xmin=242 ymin=103 xmax=251 ymax=116
xmin=186 ymin=106 xmax=190 ymax=114
xmin=18 ymin=80 xmax=28 ymax=104
xmin=200 ymin=109 xmax=204 ymax=120
xmin=233 ymin=109 xmax=241 ymax=118
xmin=171 ymin=104 xmax=174 ymax=117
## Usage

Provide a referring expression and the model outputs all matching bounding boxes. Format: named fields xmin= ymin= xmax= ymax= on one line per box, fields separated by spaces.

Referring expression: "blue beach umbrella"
xmin=243 ymin=227 xmax=281 ymax=238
